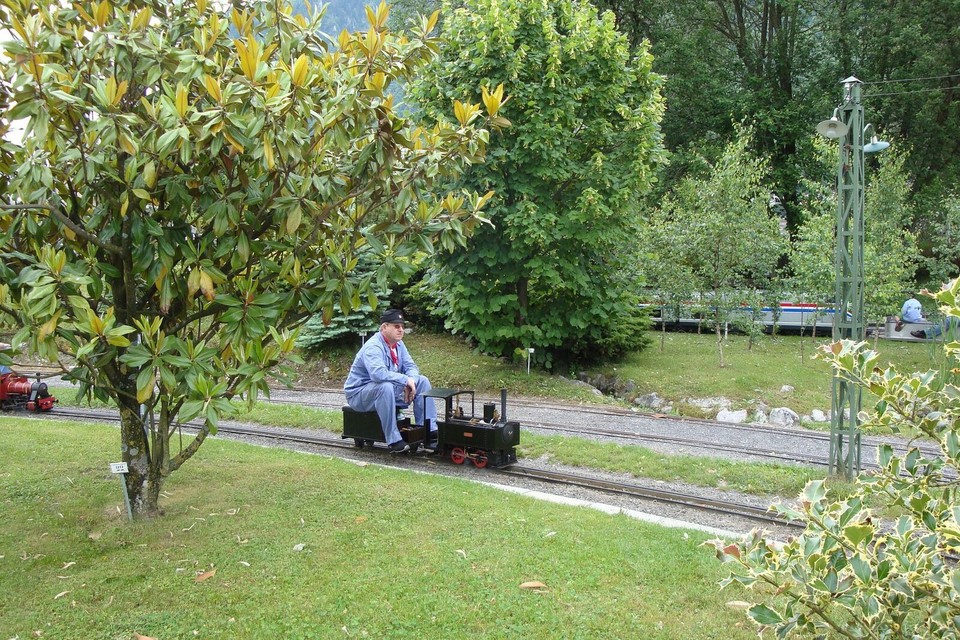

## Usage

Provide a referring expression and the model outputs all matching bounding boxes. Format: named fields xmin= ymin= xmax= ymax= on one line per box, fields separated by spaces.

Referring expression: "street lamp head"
xmin=816 ymin=108 xmax=849 ymax=139
xmin=862 ymin=124 xmax=889 ymax=153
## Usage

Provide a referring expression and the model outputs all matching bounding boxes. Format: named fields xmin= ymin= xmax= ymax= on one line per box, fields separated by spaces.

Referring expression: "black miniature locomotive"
xmin=342 ymin=388 xmax=520 ymax=468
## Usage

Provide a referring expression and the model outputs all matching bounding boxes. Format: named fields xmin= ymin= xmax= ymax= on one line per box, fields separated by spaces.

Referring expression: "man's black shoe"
xmin=388 ymin=440 xmax=410 ymax=453
xmin=911 ymin=330 xmax=927 ymax=339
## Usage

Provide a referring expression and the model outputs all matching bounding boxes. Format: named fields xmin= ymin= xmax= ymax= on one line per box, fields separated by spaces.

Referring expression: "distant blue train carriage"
xmin=640 ymin=297 xmax=839 ymax=333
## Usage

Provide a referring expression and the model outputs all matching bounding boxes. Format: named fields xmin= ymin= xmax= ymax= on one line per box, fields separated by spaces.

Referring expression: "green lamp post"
xmin=816 ymin=76 xmax=887 ymax=478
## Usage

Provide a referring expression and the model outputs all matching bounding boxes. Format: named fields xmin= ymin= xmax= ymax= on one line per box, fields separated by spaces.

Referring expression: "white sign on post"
xmin=110 ymin=462 xmax=129 ymax=474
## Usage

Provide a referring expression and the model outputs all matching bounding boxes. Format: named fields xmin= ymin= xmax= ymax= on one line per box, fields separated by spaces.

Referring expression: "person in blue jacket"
xmin=894 ymin=295 xmax=923 ymax=331
xmin=343 ymin=309 xmax=438 ymax=452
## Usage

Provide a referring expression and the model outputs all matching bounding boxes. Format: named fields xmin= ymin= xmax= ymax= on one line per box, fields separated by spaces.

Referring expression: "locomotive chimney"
xmin=500 ymin=388 xmax=507 ymax=423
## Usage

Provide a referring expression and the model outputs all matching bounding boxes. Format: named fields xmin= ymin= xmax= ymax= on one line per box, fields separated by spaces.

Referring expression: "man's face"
xmin=381 ymin=322 xmax=405 ymax=345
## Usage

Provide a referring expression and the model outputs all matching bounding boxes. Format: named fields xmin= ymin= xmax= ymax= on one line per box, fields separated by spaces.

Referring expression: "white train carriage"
xmin=643 ymin=299 xmax=844 ymax=334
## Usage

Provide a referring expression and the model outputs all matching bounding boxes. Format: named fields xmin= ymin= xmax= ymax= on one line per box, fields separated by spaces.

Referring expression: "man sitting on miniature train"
xmin=343 ymin=309 xmax=438 ymax=453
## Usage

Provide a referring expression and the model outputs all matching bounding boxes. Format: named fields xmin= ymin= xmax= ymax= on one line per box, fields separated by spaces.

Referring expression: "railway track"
xmin=498 ymin=466 xmax=803 ymax=530
xmin=26 ymin=406 xmax=803 ymax=534
xmin=260 ymin=389 xmax=944 ymax=470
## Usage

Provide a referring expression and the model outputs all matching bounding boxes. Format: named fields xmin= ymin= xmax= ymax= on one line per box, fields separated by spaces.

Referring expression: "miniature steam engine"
xmin=0 ymin=372 xmax=57 ymax=412
xmin=342 ymin=388 xmax=520 ymax=468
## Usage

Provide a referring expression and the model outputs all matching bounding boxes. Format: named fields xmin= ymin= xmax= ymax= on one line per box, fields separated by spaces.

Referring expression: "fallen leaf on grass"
xmin=519 ymin=581 xmax=547 ymax=590
xmin=293 ymin=543 xmax=306 ymax=552
xmin=238 ymin=561 xmax=250 ymax=567
xmin=54 ymin=591 xmax=70 ymax=599
xmin=135 ymin=634 xmax=158 ymax=640
xmin=456 ymin=549 xmax=467 ymax=559
xmin=195 ymin=568 xmax=216 ymax=583
xmin=726 ymin=601 xmax=752 ymax=610
xmin=61 ymin=561 xmax=76 ymax=569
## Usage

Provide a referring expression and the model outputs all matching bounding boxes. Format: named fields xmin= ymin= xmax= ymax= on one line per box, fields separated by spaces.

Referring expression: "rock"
xmin=780 ymin=385 xmax=795 ymax=393
xmin=769 ymin=407 xmax=801 ymax=427
xmin=566 ymin=377 xmax=603 ymax=396
xmin=634 ymin=392 xmax=665 ymax=409
xmin=750 ymin=409 xmax=768 ymax=424
xmin=810 ymin=409 xmax=829 ymax=423
xmin=716 ymin=409 xmax=748 ymax=423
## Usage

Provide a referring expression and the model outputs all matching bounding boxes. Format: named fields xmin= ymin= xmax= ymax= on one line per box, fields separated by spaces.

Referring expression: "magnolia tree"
xmin=0 ymin=0 xmax=502 ymax=516
xmin=710 ymin=278 xmax=960 ymax=637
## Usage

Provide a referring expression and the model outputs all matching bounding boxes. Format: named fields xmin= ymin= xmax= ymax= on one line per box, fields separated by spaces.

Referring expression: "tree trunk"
xmin=515 ymin=276 xmax=529 ymax=328
xmin=715 ymin=322 xmax=725 ymax=367
xmin=119 ymin=401 xmax=162 ymax=517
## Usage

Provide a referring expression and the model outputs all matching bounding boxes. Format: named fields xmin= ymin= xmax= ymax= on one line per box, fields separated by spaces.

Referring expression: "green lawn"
xmin=1 ymin=418 xmax=757 ymax=640
xmin=602 ymin=331 xmax=943 ymax=416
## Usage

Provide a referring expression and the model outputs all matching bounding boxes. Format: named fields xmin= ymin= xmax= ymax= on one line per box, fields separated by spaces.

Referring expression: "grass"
xmin=292 ymin=331 xmax=623 ymax=404
xmin=1 ymin=418 xmax=756 ymax=640
xmin=519 ymin=433 xmax=826 ymax=497
xmin=603 ymin=331 xmax=941 ymax=416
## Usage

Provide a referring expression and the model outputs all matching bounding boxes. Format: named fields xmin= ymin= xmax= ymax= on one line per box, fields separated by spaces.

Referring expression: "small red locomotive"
xmin=0 ymin=372 xmax=57 ymax=412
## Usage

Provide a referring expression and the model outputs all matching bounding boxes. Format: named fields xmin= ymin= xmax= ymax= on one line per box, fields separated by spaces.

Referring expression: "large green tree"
xmin=0 ymin=0 xmax=499 ymax=516
xmin=412 ymin=0 xmax=665 ymax=364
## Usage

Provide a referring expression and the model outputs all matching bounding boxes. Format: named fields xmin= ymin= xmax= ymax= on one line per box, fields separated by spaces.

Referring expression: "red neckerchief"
xmin=381 ymin=335 xmax=399 ymax=367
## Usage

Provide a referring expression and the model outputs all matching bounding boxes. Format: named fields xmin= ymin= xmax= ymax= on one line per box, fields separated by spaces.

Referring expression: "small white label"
xmin=110 ymin=462 xmax=128 ymax=474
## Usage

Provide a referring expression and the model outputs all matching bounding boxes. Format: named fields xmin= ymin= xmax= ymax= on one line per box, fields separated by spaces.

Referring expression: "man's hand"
xmin=404 ymin=378 xmax=416 ymax=404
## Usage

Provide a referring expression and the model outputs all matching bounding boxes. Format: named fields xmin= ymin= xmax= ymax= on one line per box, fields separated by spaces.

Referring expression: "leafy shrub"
xmin=709 ymin=277 xmax=960 ymax=637
xmin=295 ymin=306 xmax=381 ymax=352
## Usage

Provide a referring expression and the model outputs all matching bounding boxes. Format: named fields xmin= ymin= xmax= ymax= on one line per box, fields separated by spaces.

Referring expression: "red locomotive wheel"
xmin=450 ymin=447 xmax=467 ymax=465
xmin=473 ymin=452 xmax=488 ymax=469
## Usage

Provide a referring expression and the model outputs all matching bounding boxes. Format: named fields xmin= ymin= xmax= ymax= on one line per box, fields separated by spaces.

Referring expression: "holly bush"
xmin=710 ymin=277 xmax=960 ymax=638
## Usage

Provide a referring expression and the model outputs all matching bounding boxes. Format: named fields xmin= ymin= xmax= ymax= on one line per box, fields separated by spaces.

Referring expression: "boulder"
xmin=634 ymin=392 xmax=666 ymax=410
xmin=716 ymin=409 xmax=748 ymax=423
xmin=769 ymin=407 xmax=801 ymax=427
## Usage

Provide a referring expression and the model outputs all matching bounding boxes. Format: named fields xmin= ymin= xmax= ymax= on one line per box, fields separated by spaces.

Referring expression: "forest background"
xmin=296 ymin=0 xmax=960 ymax=369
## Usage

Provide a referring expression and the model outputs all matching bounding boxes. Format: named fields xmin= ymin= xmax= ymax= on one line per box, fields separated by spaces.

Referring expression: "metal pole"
xmin=119 ymin=475 xmax=134 ymax=521
xmin=829 ymin=77 xmax=865 ymax=479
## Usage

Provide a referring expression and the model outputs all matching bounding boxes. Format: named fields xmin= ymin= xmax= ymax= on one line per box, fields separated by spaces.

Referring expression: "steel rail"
xmin=498 ymin=465 xmax=805 ymax=530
